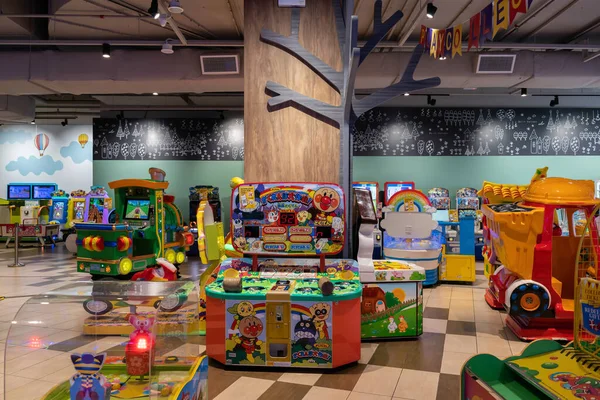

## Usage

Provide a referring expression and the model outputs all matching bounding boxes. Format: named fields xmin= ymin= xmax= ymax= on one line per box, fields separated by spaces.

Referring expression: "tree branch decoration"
xmin=260 ymin=0 xmax=441 ymax=127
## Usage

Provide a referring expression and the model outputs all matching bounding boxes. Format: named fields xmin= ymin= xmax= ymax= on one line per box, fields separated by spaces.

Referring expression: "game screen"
xmin=74 ymin=200 xmax=85 ymax=221
xmin=32 ymin=184 xmax=56 ymax=200
xmin=386 ymin=182 xmax=414 ymax=203
xmin=124 ymin=199 xmax=150 ymax=220
xmin=353 ymin=182 xmax=378 ymax=212
xmin=432 ymin=209 xmax=449 ymax=222
xmin=7 ymin=184 xmax=31 ymax=200
xmin=52 ymin=201 xmax=65 ymax=220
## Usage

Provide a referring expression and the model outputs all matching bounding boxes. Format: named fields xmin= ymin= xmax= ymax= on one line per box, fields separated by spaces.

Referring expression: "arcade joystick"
xmin=318 ymin=277 xmax=334 ymax=296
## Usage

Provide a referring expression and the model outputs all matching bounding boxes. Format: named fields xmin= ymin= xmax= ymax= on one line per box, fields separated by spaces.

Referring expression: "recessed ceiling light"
xmin=168 ymin=0 xmax=184 ymax=14
xmin=152 ymin=92 xmax=158 ymax=96
xmin=30 ymin=120 xmax=36 ymax=125
xmin=439 ymin=56 xmax=447 ymax=60
xmin=426 ymin=3 xmax=437 ymax=19
xmin=102 ymin=43 xmax=111 ymax=58
xmin=404 ymin=92 xmax=410 ymax=96
xmin=463 ymin=87 xmax=478 ymax=91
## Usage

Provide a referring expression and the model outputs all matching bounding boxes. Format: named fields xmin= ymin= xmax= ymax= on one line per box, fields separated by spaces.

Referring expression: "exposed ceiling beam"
xmin=397 ymin=1 xmax=426 ymax=46
xmin=446 ymin=0 xmax=473 ymax=28
xmin=0 ymin=14 xmax=154 ymax=18
xmin=566 ymin=17 xmax=600 ymax=43
xmin=518 ymin=0 xmax=580 ymax=42
xmin=583 ymin=52 xmax=600 ymax=63
xmin=226 ymin=0 xmax=242 ymax=38
xmin=180 ymin=94 xmax=196 ymax=106
xmin=498 ymin=0 xmax=557 ymax=41
xmin=386 ymin=0 xmax=408 ymax=40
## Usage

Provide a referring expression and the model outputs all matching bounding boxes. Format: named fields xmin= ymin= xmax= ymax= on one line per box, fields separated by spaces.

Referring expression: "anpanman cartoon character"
xmin=233 ymin=316 xmax=263 ymax=363
xmin=227 ymin=301 xmax=255 ymax=338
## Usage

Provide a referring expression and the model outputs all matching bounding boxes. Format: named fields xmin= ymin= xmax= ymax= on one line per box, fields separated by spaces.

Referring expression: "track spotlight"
xmin=61 ymin=119 xmax=68 ymax=127
xmin=102 ymin=43 xmax=111 ymax=58
xmin=158 ymin=13 xmax=169 ymax=27
xmin=427 ymin=95 xmax=436 ymax=106
xmin=219 ymin=111 xmax=225 ymax=120
xmin=116 ymin=111 xmax=124 ymax=121
xmin=161 ymin=39 xmax=174 ymax=54
xmin=30 ymin=120 xmax=36 ymax=125
xmin=550 ymin=95 xmax=559 ymax=107
xmin=439 ymin=55 xmax=447 ymax=60
xmin=404 ymin=92 xmax=410 ymax=96
xmin=148 ymin=0 xmax=159 ymax=19
xmin=520 ymin=88 xmax=527 ymax=97
xmin=426 ymin=2 xmax=437 ymax=19
xmin=168 ymin=0 xmax=184 ymax=14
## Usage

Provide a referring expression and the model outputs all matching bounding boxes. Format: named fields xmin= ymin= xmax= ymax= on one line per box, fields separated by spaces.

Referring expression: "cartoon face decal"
xmin=267 ymin=210 xmax=279 ymax=223
xmin=314 ymin=187 xmax=341 ymax=213
xmin=233 ymin=219 xmax=243 ymax=229
xmin=129 ymin=315 xmax=155 ymax=333
xmin=234 ymin=236 xmax=247 ymax=249
xmin=297 ymin=210 xmax=311 ymax=224
xmin=239 ymin=316 xmax=263 ymax=338
xmin=309 ymin=302 xmax=331 ymax=322
xmin=237 ymin=301 xmax=254 ymax=317
xmin=294 ymin=315 xmax=317 ymax=348
xmin=250 ymin=240 xmax=262 ymax=251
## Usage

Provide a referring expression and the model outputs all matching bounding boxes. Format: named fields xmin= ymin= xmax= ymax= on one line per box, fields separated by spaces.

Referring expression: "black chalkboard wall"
xmin=93 ymin=117 xmax=245 ymax=161
xmin=353 ymin=108 xmax=600 ymax=156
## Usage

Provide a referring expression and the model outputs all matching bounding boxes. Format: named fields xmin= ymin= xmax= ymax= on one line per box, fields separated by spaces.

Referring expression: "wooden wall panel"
xmin=244 ymin=0 xmax=342 ymax=183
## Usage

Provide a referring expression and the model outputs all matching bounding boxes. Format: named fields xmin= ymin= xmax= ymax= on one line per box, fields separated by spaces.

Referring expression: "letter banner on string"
xmin=444 ymin=28 xmax=453 ymax=58
xmin=426 ymin=28 xmax=433 ymax=49
xmin=437 ymin=29 xmax=446 ymax=58
xmin=452 ymin=25 xmax=462 ymax=57
xmin=510 ymin=0 xmax=527 ymax=24
xmin=468 ymin=13 xmax=481 ymax=51
xmin=494 ymin=0 xmax=509 ymax=37
xmin=480 ymin=3 xmax=493 ymax=46
xmin=419 ymin=25 xmax=427 ymax=46
xmin=430 ymin=29 xmax=438 ymax=58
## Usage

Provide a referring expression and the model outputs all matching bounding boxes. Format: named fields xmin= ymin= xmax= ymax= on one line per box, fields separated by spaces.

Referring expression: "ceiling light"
xmin=404 ymin=92 xmax=410 ymax=96
xmin=152 ymin=92 xmax=159 ymax=96
xmin=158 ymin=13 xmax=169 ymax=27
xmin=102 ymin=43 xmax=111 ymax=58
xmin=439 ymin=55 xmax=447 ymax=60
xmin=61 ymin=118 xmax=68 ymax=127
xmin=30 ymin=120 xmax=36 ymax=125
xmin=426 ymin=2 xmax=437 ymax=19
xmin=161 ymin=39 xmax=174 ymax=54
xmin=520 ymin=88 xmax=527 ymax=97
xmin=550 ymin=95 xmax=559 ymax=107
xmin=168 ymin=0 xmax=184 ymax=14
xmin=219 ymin=111 xmax=225 ymax=120
xmin=427 ymin=95 xmax=436 ymax=106
xmin=148 ymin=0 xmax=159 ymax=19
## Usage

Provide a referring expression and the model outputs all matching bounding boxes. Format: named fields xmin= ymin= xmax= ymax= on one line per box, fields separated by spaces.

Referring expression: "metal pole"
xmin=8 ymin=223 xmax=25 ymax=268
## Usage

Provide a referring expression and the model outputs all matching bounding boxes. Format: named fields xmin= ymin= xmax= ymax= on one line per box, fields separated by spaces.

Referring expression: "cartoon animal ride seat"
xmin=205 ymin=182 xmax=362 ymax=368
xmin=485 ymin=167 xmax=600 ymax=341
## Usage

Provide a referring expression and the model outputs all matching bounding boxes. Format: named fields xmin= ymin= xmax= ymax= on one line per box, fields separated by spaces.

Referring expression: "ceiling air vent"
xmin=476 ymin=54 xmax=516 ymax=74
xmin=200 ymin=54 xmax=240 ymax=75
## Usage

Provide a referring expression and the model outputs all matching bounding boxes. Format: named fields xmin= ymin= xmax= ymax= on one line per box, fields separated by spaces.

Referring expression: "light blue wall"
xmin=93 ymin=160 xmax=244 ymax=225
xmin=353 ymin=156 xmax=600 ymax=202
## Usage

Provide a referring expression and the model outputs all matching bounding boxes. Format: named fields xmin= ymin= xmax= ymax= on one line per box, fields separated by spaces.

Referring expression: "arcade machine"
xmin=436 ymin=188 xmax=477 ymax=283
xmin=356 ymin=188 xmax=425 ymax=339
xmin=63 ymin=189 xmax=88 ymax=252
xmin=461 ymin=208 xmax=600 ymax=399
xmin=353 ymin=181 xmax=382 ymax=259
xmin=384 ymin=181 xmax=415 ymax=205
xmin=84 ymin=186 xmax=113 ymax=224
xmin=188 ymin=185 xmax=221 ymax=257
xmin=8 ymin=281 xmax=208 ymax=400
xmin=0 ymin=183 xmax=59 ymax=247
xmin=382 ymin=190 xmax=442 ymax=286
xmin=50 ymin=189 xmax=69 ymax=239
xmin=478 ymin=180 xmax=528 ymax=278
xmin=205 ymin=183 xmax=362 ymax=368
xmin=75 ymin=168 xmax=194 ymax=279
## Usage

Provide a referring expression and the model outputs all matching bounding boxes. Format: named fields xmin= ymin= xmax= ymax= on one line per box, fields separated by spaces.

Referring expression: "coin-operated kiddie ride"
xmin=75 ymin=168 xmax=194 ymax=279
xmin=478 ymin=180 xmax=528 ymax=279
xmin=485 ymin=168 xmax=600 ymax=341
xmin=355 ymin=189 xmax=425 ymax=340
xmin=382 ymin=190 xmax=442 ymax=286
xmin=462 ymin=209 xmax=600 ymax=400
xmin=205 ymin=182 xmax=362 ymax=368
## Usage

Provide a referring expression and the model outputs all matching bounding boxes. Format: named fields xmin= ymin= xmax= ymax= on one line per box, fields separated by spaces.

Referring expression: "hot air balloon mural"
xmin=78 ymin=133 xmax=89 ymax=148
xmin=34 ymin=133 xmax=49 ymax=156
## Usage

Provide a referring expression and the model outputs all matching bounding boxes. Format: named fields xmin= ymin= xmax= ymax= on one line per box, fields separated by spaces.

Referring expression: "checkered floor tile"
xmin=0 ymin=244 xmax=526 ymax=400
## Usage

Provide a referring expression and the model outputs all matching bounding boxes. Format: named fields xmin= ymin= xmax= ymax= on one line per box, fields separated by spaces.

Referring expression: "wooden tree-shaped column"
xmin=260 ymin=0 xmax=441 ymax=256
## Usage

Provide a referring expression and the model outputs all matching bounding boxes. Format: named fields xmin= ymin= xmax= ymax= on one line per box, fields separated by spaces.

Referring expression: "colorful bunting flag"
xmin=468 ymin=13 xmax=481 ymax=51
xmin=510 ymin=0 xmax=527 ymax=24
xmin=480 ymin=3 xmax=493 ymax=45
xmin=444 ymin=29 xmax=453 ymax=58
xmin=452 ymin=25 xmax=462 ymax=57
xmin=419 ymin=25 xmax=427 ymax=46
xmin=430 ymin=29 xmax=438 ymax=58
xmin=437 ymin=29 xmax=446 ymax=58
xmin=493 ymin=0 xmax=509 ymax=37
